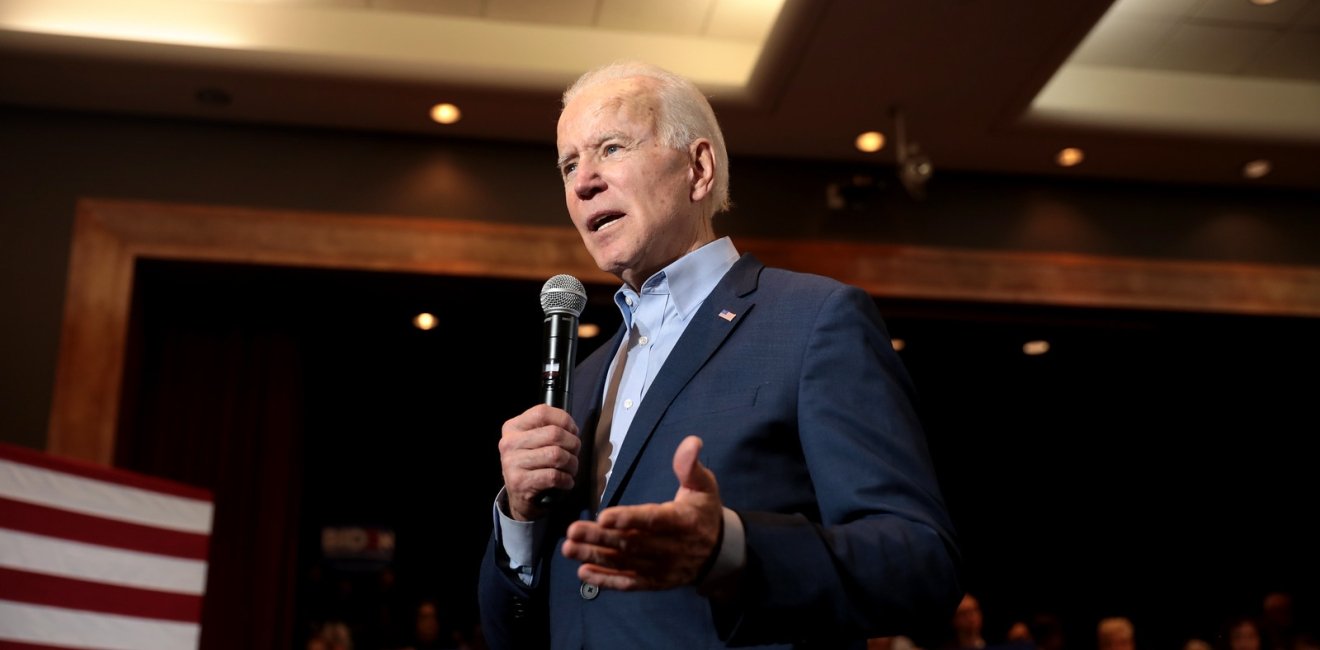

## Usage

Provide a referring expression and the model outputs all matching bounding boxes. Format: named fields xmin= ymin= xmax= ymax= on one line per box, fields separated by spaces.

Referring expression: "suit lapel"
xmin=597 ymin=254 xmax=764 ymax=509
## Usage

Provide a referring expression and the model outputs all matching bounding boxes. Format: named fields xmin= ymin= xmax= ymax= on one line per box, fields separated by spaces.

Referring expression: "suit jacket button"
xmin=579 ymin=582 xmax=599 ymax=600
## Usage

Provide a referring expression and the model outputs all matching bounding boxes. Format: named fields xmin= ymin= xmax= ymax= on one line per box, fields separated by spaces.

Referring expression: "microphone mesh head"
xmin=540 ymin=274 xmax=588 ymax=317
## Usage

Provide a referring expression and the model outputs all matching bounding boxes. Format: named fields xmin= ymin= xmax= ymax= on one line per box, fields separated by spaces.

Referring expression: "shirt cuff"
xmin=493 ymin=487 xmax=546 ymax=585
xmin=699 ymin=507 xmax=746 ymax=592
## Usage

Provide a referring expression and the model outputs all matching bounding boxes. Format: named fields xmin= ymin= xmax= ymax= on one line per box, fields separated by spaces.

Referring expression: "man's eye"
xmin=561 ymin=162 xmax=577 ymax=177
xmin=604 ymin=144 xmax=621 ymax=155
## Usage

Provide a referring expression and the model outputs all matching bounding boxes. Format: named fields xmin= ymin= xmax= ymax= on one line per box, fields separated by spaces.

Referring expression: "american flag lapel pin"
xmin=718 ymin=309 xmax=736 ymax=321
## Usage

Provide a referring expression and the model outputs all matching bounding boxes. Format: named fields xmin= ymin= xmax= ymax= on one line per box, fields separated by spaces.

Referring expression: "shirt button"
xmin=623 ymin=399 xmax=633 ymax=409
xmin=625 ymin=297 xmax=634 ymax=306
xmin=580 ymin=582 xmax=599 ymax=600
xmin=638 ymin=336 xmax=649 ymax=345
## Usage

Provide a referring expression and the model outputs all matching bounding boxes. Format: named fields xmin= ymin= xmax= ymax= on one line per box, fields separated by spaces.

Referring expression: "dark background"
xmin=119 ymin=257 xmax=1320 ymax=650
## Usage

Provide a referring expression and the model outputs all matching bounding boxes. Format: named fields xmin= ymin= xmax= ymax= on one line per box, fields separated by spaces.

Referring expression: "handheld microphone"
xmin=537 ymin=274 xmax=587 ymax=508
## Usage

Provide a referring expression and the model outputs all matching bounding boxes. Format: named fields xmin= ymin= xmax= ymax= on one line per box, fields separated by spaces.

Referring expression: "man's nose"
xmin=573 ymin=161 xmax=605 ymax=200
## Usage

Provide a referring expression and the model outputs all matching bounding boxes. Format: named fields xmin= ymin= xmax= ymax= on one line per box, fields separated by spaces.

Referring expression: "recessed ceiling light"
xmin=1242 ymin=159 xmax=1272 ymax=179
xmin=412 ymin=312 xmax=437 ymax=330
xmin=1023 ymin=340 xmax=1050 ymax=356
xmin=1249 ymin=0 xmax=1278 ymax=5
xmin=429 ymin=103 xmax=461 ymax=125
xmin=891 ymin=338 xmax=906 ymax=352
xmin=1055 ymin=147 xmax=1085 ymax=167
xmin=855 ymin=131 xmax=886 ymax=153
xmin=578 ymin=323 xmax=600 ymax=339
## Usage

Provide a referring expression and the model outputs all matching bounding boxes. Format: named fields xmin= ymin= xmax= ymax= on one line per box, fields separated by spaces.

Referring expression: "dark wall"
xmin=2 ymin=105 xmax=1318 ymax=449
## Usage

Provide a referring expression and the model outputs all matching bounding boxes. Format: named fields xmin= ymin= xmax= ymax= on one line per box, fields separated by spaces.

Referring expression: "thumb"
xmin=672 ymin=435 xmax=718 ymax=496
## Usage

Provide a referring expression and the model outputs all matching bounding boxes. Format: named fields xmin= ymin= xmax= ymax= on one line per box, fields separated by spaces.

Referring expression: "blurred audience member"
xmin=399 ymin=598 xmax=459 ymax=650
xmin=1263 ymin=592 xmax=1298 ymax=650
xmin=1097 ymin=617 xmax=1135 ymax=650
xmin=1290 ymin=633 xmax=1319 ymax=650
xmin=950 ymin=593 xmax=987 ymax=650
xmin=308 ymin=620 xmax=353 ymax=650
xmin=871 ymin=635 xmax=924 ymax=650
xmin=1029 ymin=612 xmax=1066 ymax=650
xmin=1005 ymin=621 xmax=1033 ymax=645
xmin=1224 ymin=616 xmax=1265 ymax=650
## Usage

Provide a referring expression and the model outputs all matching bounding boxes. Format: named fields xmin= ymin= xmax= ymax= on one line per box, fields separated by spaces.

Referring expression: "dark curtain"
xmin=117 ymin=261 xmax=305 ymax=650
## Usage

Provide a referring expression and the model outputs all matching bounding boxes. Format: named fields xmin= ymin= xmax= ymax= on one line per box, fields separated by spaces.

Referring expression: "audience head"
xmin=1262 ymin=592 xmax=1293 ymax=629
xmin=1006 ymin=621 xmax=1033 ymax=644
xmin=1262 ymin=592 xmax=1297 ymax=650
xmin=414 ymin=599 xmax=442 ymax=645
xmin=311 ymin=620 xmax=352 ymax=650
xmin=1097 ymin=617 xmax=1135 ymax=650
xmin=953 ymin=593 xmax=985 ymax=648
xmin=871 ymin=637 xmax=897 ymax=650
xmin=1030 ymin=612 xmax=1066 ymax=650
xmin=1225 ymin=616 xmax=1264 ymax=650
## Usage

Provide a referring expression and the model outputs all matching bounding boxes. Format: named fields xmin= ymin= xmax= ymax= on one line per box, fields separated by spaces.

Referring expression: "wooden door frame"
xmin=48 ymin=198 xmax=1320 ymax=464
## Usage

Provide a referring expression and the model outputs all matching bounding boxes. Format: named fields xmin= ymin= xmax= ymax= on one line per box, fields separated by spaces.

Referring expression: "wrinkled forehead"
xmin=558 ymin=76 xmax=660 ymax=140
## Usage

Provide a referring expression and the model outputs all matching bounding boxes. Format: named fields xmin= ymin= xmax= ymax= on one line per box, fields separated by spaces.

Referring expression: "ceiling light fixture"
xmin=1023 ymin=340 xmax=1050 ymax=356
xmin=1242 ymin=159 xmax=1272 ymax=179
xmin=1055 ymin=147 xmax=1085 ymax=167
xmin=578 ymin=323 xmax=600 ymax=339
xmin=429 ymin=103 xmax=461 ymax=125
xmin=855 ymin=131 xmax=886 ymax=153
xmin=891 ymin=338 xmax=906 ymax=352
xmin=1249 ymin=0 xmax=1278 ymax=5
xmin=412 ymin=312 xmax=437 ymax=331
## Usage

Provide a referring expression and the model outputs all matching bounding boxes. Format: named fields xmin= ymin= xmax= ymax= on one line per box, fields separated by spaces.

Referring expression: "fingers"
xmin=562 ymin=502 xmax=720 ymax=590
xmin=596 ymin=503 xmax=676 ymax=532
xmin=502 ymin=403 xmax=579 ymax=440
xmin=500 ymin=404 xmax=581 ymax=520
xmin=578 ymin=564 xmax=643 ymax=591
xmin=561 ymin=523 xmax=675 ymax=591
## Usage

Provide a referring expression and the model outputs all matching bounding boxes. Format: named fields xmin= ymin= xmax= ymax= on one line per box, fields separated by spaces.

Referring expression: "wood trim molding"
xmin=48 ymin=198 xmax=1320 ymax=464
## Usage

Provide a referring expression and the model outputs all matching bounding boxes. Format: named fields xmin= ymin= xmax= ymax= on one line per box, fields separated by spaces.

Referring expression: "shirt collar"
xmin=614 ymin=236 xmax=740 ymax=321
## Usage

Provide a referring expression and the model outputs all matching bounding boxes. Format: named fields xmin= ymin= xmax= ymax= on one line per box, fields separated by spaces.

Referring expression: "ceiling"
xmin=1 ymin=0 xmax=1318 ymax=191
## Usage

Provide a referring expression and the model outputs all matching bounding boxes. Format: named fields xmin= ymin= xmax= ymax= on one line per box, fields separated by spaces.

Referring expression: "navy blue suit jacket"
xmin=480 ymin=254 xmax=961 ymax=649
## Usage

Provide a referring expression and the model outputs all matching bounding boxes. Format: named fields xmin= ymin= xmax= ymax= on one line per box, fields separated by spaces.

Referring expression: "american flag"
xmin=0 ymin=443 xmax=214 ymax=650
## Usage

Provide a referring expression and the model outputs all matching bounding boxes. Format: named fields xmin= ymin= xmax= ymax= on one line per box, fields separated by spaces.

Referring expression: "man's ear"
xmin=687 ymin=139 xmax=716 ymax=203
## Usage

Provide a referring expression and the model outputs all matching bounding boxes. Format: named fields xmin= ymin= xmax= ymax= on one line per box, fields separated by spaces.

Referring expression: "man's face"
xmin=556 ymin=77 xmax=710 ymax=288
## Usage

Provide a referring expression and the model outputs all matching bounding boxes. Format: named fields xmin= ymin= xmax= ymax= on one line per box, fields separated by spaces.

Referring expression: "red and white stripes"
xmin=0 ymin=443 xmax=213 ymax=650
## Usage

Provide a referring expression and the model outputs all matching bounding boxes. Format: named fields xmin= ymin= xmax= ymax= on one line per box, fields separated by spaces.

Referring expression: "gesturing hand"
xmin=561 ymin=435 xmax=723 ymax=591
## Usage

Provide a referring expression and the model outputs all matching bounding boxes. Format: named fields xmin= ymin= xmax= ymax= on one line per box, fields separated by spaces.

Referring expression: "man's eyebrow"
xmin=555 ymin=152 xmax=574 ymax=170
xmin=557 ymin=131 xmax=630 ymax=169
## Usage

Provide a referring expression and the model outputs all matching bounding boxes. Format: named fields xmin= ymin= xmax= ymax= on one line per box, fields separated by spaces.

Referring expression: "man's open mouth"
xmin=589 ymin=212 xmax=624 ymax=233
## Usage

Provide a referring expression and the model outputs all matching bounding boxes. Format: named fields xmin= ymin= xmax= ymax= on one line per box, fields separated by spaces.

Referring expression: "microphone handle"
xmin=537 ymin=312 xmax=578 ymax=508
